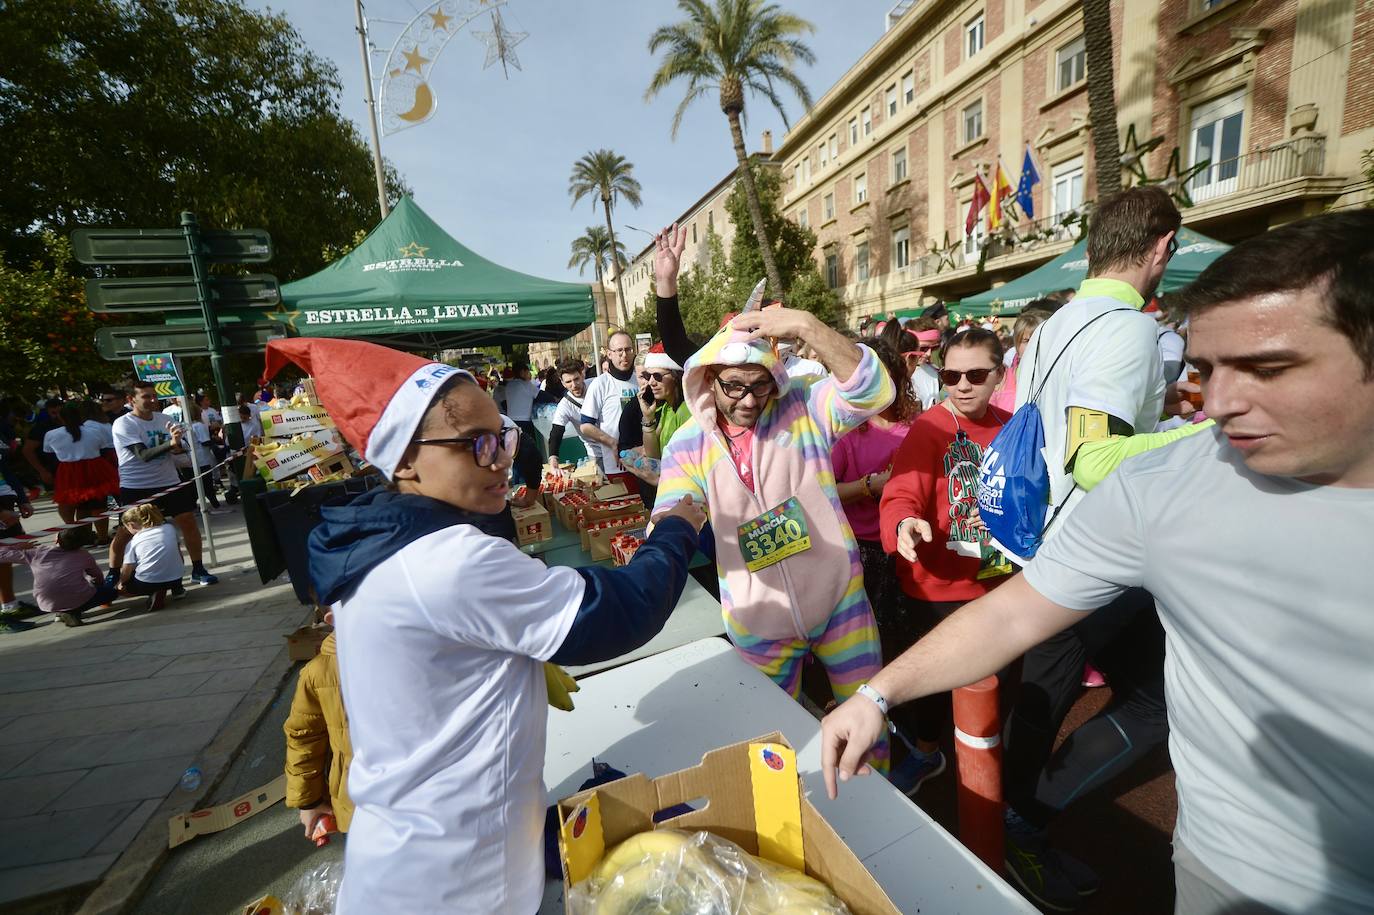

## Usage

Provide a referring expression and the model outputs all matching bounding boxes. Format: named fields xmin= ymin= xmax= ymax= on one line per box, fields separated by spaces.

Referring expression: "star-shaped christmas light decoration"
xmin=928 ymin=231 xmax=960 ymax=273
xmin=399 ymin=241 xmax=430 ymax=258
xmin=428 ymin=9 xmax=453 ymax=30
xmin=402 ymin=46 xmax=431 ymax=74
xmin=1118 ymin=124 xmax=1166 ymax=186
xmin=1140 ymin=146 xmax=1213 ymax=208
xmin=472 ymin=7 xmax=526 ymax=78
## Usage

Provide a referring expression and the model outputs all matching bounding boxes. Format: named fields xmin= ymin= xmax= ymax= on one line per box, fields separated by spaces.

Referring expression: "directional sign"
xmin=72 ymin=227 xmax=272 ymax=265
xmin=85 ymin=275 xmax=281 ymax=313
xmin=131 ymin=353 xmax=186 ymax=398
xmin=96 ymin=322 xmax=287 ymax=360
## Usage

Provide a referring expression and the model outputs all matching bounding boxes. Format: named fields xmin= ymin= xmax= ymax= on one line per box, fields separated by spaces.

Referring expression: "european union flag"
xmin=1016 ymin=148 xmax=1041 ymax=219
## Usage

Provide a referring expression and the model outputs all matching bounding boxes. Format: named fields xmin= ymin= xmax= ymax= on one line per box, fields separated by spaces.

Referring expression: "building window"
xmin=707 ymin=211 xmax=714 ymax=230
xmin=963 ymin=218 xmax=986 ymax=258
xmin=966 ymin=13 xmax=985 ymax=59
xmin=794 ymin=163 xmax=802 ymax=189
xmin=692 ymin=223 xmax=698 ymax=244
xmin=802 ymin=156 xmax=811 ymax=184
xmin=819 ymin=141 xmax=828 ymax=168
xmin=1051 ymin=155 xmax=1085 ymax=217
xmin=902 ymin=70 xmax=914 ymax=104
xmin=892 ymin=147 xmax=908 ymax=183
xmin=962 ymin=100 xmax=983 ymax=143
xmin=825 ymin=252 xmax=839 ymax=288
xmin=886 ymin=85 xmax=898 ymax=117
xmin=823 ymin=192 xmax=835 ymax=221
xmin=1189 ymin=89 xmax=1245 ymax=201
xmin=855 ymin=173 xmax=868 ymax=204
xmin=1056 ymin=36 xmax=1086 ymax=92
xmin=855 ymin=241 xmax=870 ymax=281
xmin=849 ymin=117 xmax=858 ymax=146
xmin=797 ymin=208 xmax=809 ymax=229
xmin=893 ymin=226 xmax=910 ymax=270
xmin=829 ymin=134 xmax=838 ymax=160
xmin=862 ymin=106 xmax=872 ymax=137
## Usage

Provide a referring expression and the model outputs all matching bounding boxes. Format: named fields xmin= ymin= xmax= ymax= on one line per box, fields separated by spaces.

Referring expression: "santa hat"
xmin=644 ymin=351 xmax=682 ymax=372
xmin=261 ymin=338 xmax=472 ymax=480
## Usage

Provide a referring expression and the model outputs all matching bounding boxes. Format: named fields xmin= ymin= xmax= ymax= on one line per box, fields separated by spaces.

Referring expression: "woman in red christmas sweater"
xmin=877 ymin=328 xmax=1014 ymax=795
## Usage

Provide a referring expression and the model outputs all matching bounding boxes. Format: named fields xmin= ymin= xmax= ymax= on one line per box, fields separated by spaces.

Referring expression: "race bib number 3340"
xmin=737 ymin=497 xmax=812 ymax=573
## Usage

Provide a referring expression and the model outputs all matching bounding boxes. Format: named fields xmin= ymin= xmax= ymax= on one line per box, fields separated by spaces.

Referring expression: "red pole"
xmin=952 ymin=675 xmax=1003 ymax=872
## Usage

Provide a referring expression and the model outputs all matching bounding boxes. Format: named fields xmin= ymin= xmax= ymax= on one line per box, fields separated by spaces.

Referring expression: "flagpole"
xmin=355 ymin=0 xmax=390 ymax=219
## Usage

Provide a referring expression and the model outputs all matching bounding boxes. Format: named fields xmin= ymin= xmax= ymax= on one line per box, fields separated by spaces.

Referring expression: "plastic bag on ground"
xmin=281 ymin=860 xmax=343 ymax=915
xmin=568 ymin=828 xmax=849 ymax=915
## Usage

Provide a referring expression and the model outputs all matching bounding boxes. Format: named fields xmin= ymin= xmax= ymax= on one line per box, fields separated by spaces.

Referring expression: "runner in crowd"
xmin=109 ymin=380 xmax=218 ymax=587
xmin=990 ymin=300 xmax=1058 ymax=413
xmin=117 ymin=503 xmax=187 ymax=610
xmin=545 ymin=357 xmax=589 ymax=467
xmin=579 ymin=330 xmax=640 ymax=485
xmin=42 ymin=401 xmax=119 ymax=543
xmin=172 ymin=403 xmax=223 ymax=511
xmin=98 ymin=387 xmax=130 ymax=424
xmin=496 ymin=360 xmax=542 ymax=456
xmin=877 ymin=327 xmax=1013 ymax=796
xmin=653 ymin=283 xmax=897 ymax=770
xmin=258 ymin=337 xmax=706 ymax=911
xmin=822 ymin=208 xmax=1374 ymax=915
xmin=619 ymin=348 xmax=690 ymax=499
xmin=0 ymin=463 xmax=38 ymax=628
xmin=21 ymin=396 xmax=63 ymax=491
xmin=887 ymin=319 xmax=942 ymax=409
xmin=0 ymin=526 xmax=118 ymax=627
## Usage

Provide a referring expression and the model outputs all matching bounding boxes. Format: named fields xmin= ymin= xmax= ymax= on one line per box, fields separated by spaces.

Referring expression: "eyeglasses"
xmin=938 ymin=367 xmax=997 ymax=386
xmin=412 ymin=426 xmax=520 ymax=467
xmin=1166 ymin=235 xmax=1179 ymax=258
xmin=100 ymin=396 xmax=121 ymax=403
xmin=716 ymin=377 xmax=777 ymax=401
xmin=609 ymin=347 xmax=635 ymax=355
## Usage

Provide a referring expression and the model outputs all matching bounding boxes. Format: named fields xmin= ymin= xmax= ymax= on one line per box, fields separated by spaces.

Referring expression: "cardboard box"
xmin=261 ymin=404 xmax=336 ymax=439
xmin=170 ymin=775 xmax=286 ymax=850
xmin=512 ymin=501 xmax=553 ymax=547
xmin=284 ymin=624 xmax=330 ymax=661
xmin=610 ymin=529 xmax=646 ymax=566
xmin=307 ymin=453 xmax=353 ymax=482
xmin=556 ymin=733 xmax=899 ymax=915
xmin=585 ymin=513 xmax=648 ymax=560
xmin=593 ymin=481 xmax=629 ymax=500
xmin=256 ymin=431 xmax=346 ymax=482
xmin=572 ymin=461 xmax=605 ymax=488
xmin=553 ymin=491 xmax=593 ymax=529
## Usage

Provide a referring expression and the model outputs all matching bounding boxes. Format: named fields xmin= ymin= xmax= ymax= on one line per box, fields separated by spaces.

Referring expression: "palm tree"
xmin=568 ymin=150 xmax=641 ymax=326
xmin=568 ymin=225 xmax=628 ymax=339
xmin=646 ymin=0 xmax=815 ymax=296
xmin=1082 ymin=0 xmax=1121 ymax=200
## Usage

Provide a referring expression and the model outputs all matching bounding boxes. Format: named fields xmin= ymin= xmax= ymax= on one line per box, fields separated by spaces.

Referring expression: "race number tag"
xmin=737 ymin=497 xmax=812 ymax=573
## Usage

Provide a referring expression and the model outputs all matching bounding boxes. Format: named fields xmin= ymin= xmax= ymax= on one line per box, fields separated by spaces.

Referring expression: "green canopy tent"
xmin=952 ymin=226 xmax=1231 ymax=319
xmin=237 ymin=196 xmax=595 ymax=350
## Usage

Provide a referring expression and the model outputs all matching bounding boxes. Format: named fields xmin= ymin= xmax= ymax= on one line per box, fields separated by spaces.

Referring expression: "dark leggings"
xmin=860 ymin=539 xmax=960 ymax=747
xmin=1003 ymin=586 xmax=1169 ymax=828
xmin=122 ymin=576 xmax=183 ymax=596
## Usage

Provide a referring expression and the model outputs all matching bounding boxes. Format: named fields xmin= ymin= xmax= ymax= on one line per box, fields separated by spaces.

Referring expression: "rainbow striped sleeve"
xmin=806 ymin=344 xmax=896 ymax=446
xmin=653 ymin=417 xmax=710 ymax=518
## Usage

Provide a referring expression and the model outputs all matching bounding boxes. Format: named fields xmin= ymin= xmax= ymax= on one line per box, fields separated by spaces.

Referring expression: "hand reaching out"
xmin=896 ymin=517 xmax=932 ymax=562
xmin=653 ymin=223 xmax=688 ymax=298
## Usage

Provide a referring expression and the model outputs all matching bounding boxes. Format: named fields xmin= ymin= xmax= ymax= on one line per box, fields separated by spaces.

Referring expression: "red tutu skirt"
xmin=54 ymin=457 xmax=120 ymax=506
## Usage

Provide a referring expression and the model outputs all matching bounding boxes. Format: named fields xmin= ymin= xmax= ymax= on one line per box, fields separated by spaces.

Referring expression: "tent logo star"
xmin=264 ymin=307 xmax=302 ymax=331
xmin=399 ymin=241 xmax=429 ymax=259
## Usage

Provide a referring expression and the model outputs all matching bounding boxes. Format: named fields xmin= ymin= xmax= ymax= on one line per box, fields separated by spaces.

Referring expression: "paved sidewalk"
xmin=0 ymin=498 xmax=310 ymax=911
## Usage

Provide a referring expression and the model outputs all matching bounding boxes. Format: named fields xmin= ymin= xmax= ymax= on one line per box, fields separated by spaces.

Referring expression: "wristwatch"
xmin=856 ymin=683 xmax=889 ymax=716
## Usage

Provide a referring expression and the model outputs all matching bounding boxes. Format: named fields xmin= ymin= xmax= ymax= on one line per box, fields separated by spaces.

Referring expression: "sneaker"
xmin=103 ymin=569 xmax=120 ymax=590
xmin=145 ymin=591 xmax=167 ymax=611
xmin=1081 ymin=664 xmax=1107 ymax=688
xmin=0 ymin=617 xmax=37 ymax=634
xmin=190 ymin=566 xmax=219 ymax=586
xmin=887 ymin=749 xmax=947 ymax=797
xmin=1004 ymin=824 xmax=1088 ymax=912
xmin=225 ymin=488 xmax=240 ymax=505
xmin=1054 ymin=847 xmax=1101 ymax=896
xmin=170 ymin=583 xmax=188 ymax=600
xmin=0 ymin=601 xmax=41 ymax=620
xmin=56 ymin=611 xmax=83 ymax=627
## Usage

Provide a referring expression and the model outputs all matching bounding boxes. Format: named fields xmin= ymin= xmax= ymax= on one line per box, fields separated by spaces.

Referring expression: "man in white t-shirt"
xmin=545 ymin=357 xmax=588 ymax=466
xmin=109 ymin=381 xmax=218 ymax=587
xmin=579 ymin=331 xmax=640 ymax=479
xmin=823 ymin=210 xmax=1374 ymax=914
xmin=496 ymin=361 xmax=542 ymax=454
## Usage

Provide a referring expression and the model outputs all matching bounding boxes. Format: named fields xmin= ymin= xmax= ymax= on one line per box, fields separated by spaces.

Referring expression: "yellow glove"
xmin=544 ymin=662 xmax=580 ymax=711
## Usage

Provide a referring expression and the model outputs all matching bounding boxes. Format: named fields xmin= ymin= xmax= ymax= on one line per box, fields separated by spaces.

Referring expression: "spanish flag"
xmin=988 ymin=160 xmax=1014 ymax=229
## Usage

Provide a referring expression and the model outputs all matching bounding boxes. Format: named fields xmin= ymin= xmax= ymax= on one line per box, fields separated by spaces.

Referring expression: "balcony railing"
xmin=1188 ymin=135 xmax=1326 ymax=203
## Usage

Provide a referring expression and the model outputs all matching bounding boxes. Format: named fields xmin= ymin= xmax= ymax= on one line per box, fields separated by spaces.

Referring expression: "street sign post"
xmin=85 ymin=275 xmax=280 ymax=313
xmin=72 ymin=226 xmax=272 ymax=265
xmin=96 ymin=322 xmax=287 ymax=360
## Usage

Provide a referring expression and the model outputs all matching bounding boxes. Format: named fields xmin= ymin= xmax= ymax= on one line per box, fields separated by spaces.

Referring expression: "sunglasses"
xmin=901 ymin=345 xmax=938 ymax=357
xmin=412 ymin=426 xmax=520 ymax=468
xmin=646 ymin=371 xmax=674 ymax=383
xmin=1166 ymin=235 xmax=1179 ymax=258
xmin=938 ymin=367 xmax=998 ymax=386
xmin=716 ymin=377 xmax=777 ymax=401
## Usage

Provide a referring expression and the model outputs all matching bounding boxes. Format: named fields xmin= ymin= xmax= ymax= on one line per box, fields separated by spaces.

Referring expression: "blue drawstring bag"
xmin=977 ymin=308 xmax=1132 ymax=563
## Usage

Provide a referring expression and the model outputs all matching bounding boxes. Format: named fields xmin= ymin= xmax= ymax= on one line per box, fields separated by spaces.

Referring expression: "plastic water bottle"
xmin=179 ymin=766 xmax=202 ymax=791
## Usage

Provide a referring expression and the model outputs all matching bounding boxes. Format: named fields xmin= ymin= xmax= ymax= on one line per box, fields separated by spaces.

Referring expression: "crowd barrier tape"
xmin=0 ymin=446 xmax=249 ymax=546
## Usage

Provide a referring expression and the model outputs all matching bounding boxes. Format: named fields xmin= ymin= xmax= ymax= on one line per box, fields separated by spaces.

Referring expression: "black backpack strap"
xmin=1027 ymin=308 xmax=1135 ymax=406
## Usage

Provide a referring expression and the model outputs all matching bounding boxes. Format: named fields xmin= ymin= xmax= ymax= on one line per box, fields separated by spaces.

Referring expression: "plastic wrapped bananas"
xmin=569 ymin=829 xmax=849 ymax=915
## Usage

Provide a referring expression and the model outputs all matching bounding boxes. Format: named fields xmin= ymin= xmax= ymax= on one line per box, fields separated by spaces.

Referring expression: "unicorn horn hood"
xmin=681 ymin=279 xmax=792 ymax=430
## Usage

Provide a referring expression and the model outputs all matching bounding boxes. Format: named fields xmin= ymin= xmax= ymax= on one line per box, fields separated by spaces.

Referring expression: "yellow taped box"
xmin=556 ymin=732 xmax=899 ymax=915
xmin=256 ymin=431 xmax=346 ymax=482
xmin=260 ymin=404 xmax=336 ymax=439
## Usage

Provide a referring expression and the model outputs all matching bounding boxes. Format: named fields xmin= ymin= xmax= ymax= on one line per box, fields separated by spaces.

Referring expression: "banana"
xmin=543 ymin=662 xmax=580 ymax=711
xmin=594 ymin=830 xmax=691 ymax=882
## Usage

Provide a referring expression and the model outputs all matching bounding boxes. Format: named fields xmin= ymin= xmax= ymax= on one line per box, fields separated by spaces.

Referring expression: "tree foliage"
xmin=0 ymin=0 xmax=407 ymax=283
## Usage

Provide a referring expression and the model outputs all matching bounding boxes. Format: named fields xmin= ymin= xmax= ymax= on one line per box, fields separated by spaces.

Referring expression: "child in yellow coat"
xmin=284 ymin=616 xmax=353 ymax=838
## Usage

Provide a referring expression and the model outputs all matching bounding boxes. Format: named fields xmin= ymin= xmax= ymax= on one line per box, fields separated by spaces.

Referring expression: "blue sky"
xmin=247 ymin=1 xmax=887 ymax=282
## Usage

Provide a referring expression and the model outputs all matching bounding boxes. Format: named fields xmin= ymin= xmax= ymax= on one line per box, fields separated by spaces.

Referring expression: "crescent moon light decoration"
xmin=378 ymin=0 xmax=510 ymax=136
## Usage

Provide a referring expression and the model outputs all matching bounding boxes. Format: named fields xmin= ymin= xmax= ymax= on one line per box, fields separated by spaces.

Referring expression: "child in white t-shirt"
xmin=118 ymin=504 xmax=186 ymax=610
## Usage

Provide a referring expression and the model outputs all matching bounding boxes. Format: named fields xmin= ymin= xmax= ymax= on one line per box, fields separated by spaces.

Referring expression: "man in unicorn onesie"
xmin=654 ymin=274 xmax=896 ymax=770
